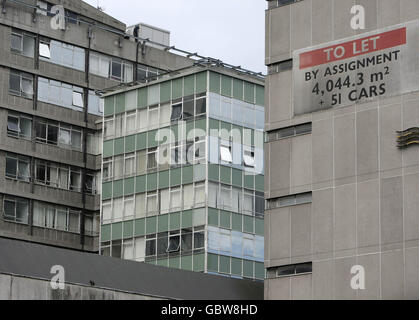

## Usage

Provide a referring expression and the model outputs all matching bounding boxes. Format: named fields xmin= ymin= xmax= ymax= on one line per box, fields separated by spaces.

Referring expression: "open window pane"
xmin=171 ymin=103 xmax=182 ymax=121
xmin=220 ymin=145 xmax=233 ymax=163
xmin=7 ymin=116 xmax=19 ymax=135
xmin=72 ymin=91 xmax=84 ymax=108
xmin=39 ymin=42 xmax=51 ymax=58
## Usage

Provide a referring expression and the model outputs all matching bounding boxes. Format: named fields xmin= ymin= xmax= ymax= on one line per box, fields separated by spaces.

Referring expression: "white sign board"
xmin=293 ymin=20 xmax=419 ymax=115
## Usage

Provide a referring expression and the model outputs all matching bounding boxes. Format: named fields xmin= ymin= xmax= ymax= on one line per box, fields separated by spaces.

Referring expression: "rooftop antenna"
xmin=97 ymin=0 xmax=105 ymax=12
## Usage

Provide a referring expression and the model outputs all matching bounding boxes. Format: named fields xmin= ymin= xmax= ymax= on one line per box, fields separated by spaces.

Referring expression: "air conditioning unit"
xmin=126 ymin=23 xmax=170 ymax=49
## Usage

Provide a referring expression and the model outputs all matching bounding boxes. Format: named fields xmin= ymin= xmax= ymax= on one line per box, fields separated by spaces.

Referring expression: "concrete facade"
xmin=0 ymin=0 xmax=192 ymax=252
xmin=265 ymin=0 xmax=419 ymax=299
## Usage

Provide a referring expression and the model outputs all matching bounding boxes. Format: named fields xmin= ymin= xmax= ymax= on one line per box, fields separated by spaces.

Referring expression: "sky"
xmin=83 ymin=0 xmax=266 ymax=74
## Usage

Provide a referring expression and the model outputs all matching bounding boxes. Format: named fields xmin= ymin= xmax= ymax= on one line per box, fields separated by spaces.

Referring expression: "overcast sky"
xmin=83 ymin=0 xmax=266 ymax=73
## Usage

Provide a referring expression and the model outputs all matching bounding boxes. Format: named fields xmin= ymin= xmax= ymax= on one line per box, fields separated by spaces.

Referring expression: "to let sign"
xmin=293 ymin=20 xmax=419 ymax=116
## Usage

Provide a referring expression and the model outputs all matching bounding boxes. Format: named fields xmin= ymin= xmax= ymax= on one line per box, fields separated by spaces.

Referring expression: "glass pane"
xmin=111 ymin=59 xmax=122 ymax=80
xmin=20 ymin=118 xmax=32 ymax=139
xmin=71 ymin=131 xmax=82 ymax=150
xmin=171 ymin=104 xmax=182 ymax=121
xmin=56 ymin=209 xmax=67 ymax=231
xmin=4 ymin=200 xmax=15 ymax=219
xmin=183 ymin=98 xmax=194 ymax=119
xmin=194 ymin=231 xmax=205 ymax=249
xmin=72 ymin=91 xmax=84 ymax=108
xmin=22 ymin=35 xmax=35 ymax=57
xmin=7 ymin=116 xmax=19 ymax=134
xmin=47 ymin=125 xmax=58 ymax=144
xmin=183 ymin=184 xmax=194 ymax=210
xmin=181 ymin=230 xmax=193 ymax=252
xmin=11 ymin=33 xmax=22 ymax=52
xmin=6 ymin=157 xmax=17 ymax=178
xmin=195 ymin=97 xmax=206 ymax=115
xmin=58 ymin=128 xmax=71 ymax=145
xmin=135 ymin=193 xmax=145 ymax=218
xmin=9 ymin=73 xmax=20 ymax=93
xmin=16 ymin=200 xmax=28 ymax=224
xmin=146 ymin=239 xmax=156 ymax=256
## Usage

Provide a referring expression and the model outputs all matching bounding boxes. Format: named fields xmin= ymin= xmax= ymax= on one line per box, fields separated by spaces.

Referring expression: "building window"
xmin=124 ymin=153 xmax=136 ymax=176
xmin=103 ymin=158 xmax=113 ymax=181
xmin=194 ymin=182 xmax=206 ymax=207
xmin=147 ymin=147 xmax=158 ymax=172
xmin=267 ymin=263 xmax=313 ymax=279
xmin=11 ymin=29 xmax=35 ymax=58
xmin=39 ymin=38 xmax=85 ymax=71
xmin=38 ymin=77 xmax=84 ymax=111
xmin=3 ymin=196 xmax=29 ymax=224
xmin=88 ymin=90 xmax=104 ymax=116
xmin=7 ymin=113 xmax=32 ymax=140
xmin=267 ymin=123 xmax=312 ymax=142
xmin=6 ymin=154 xmax=30 ymax=182
xmin=243 ymin=189 xmax=254 ymax=215
xmin=136 ymin=64 xmax=163 ymax=82
xmin=33 ymin=201 xmax=81 ymax=233
xmin=34 ymin=120 xmax=82 ymax=151
xmin=267 ymin=192 xmax=312 ymax=210
xmin=171 ymin=102 xmax=182 ymax=122
xmin=89 ymin=52 xmax=133 ymax=83
xmin=146 ymin=191 xmax=159 ymax=216
xmin=170 ymin=187 xmax=182 ymax=212
xmin=9 ymin=70 xmax=33 ymax=99
xmin=195 ymin=93 xmax=207 ymax=115
xmin=85 ymin=174 xmax=96 ymax=195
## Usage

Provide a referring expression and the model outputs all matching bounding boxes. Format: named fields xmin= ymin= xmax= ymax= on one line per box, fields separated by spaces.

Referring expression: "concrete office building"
xmin=264 ymin=0 xmax=419 ymax=299
xmin=0 ymin=0 xmax=192 ymax=253
xmin=100 ymin=63 xmax=265 ymax=280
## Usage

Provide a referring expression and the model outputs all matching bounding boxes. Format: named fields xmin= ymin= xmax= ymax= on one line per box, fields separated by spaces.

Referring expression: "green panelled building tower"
xmin=100 ymin=63 xmax=265 ymax=280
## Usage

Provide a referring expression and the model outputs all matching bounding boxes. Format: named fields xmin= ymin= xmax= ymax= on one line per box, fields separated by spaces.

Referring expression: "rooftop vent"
xmin=126 ymin=23 xmax=170 ymax=49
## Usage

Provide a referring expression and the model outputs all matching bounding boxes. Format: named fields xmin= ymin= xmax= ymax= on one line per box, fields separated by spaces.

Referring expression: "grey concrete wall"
xmin=265 ymin=0 xmax=419 ymax=299
xmin=0 ymin=273 xmax=162 ymax=300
